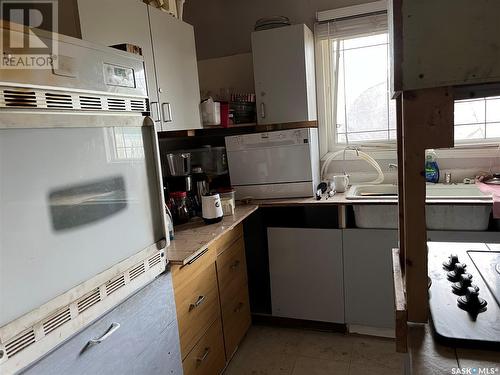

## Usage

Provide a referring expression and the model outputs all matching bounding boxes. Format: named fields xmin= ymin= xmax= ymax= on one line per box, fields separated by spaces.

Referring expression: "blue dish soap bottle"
xmin=425 ymin=150 xmax=440 ymax=183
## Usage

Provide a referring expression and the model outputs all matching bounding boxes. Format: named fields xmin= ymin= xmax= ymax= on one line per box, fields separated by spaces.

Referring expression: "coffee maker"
xmin=163 ymin=152 xmax=209 ymax=217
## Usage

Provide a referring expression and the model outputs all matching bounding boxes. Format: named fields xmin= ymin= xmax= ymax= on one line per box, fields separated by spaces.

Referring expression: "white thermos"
xmin=201 ymin=193 xmax=223 ymax=224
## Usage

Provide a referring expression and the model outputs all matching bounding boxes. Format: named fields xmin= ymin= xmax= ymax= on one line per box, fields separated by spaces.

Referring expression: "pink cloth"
xmin=476 ymin=182 xmax=500 ymax=218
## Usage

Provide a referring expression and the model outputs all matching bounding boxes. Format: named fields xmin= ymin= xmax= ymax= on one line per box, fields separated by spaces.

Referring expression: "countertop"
xmin=166 ymin=204 xmax=258 ymax=265
xmin=253 ymin=191 xmax=492 ymax=206
xmin=166 ymin=190 xmax=493 ymax=264
xmin=409 ymin=323 xmax=500 ymax=374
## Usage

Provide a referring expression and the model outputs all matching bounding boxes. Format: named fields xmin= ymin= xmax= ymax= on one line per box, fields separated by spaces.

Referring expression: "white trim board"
xmin=316 ymin=1 xmax=388 ymax=22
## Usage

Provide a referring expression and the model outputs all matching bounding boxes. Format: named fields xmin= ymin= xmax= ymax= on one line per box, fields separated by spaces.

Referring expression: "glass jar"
xmin=169 ymin=191 xmax=190 ymax=225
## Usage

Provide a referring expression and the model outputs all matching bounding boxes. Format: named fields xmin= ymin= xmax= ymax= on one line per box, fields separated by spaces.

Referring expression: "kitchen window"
xmin=315 ymin=11 xmax=394 ymax=153
xmin=315 ymin=6 xmax=500 ymax=155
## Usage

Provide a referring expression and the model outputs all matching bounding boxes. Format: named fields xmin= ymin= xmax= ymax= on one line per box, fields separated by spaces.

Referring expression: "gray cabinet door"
xmin=252 ymin=24 xmax=316 ymax=125
xmin=77 ymin=0 xmax=162 ymax=130
xmin=267 ymin=228 xmax=344 ymax=323
xmin=343 ymin=229 xmax=398 ymax=329
xmin=148 ymin=7 xmax=202 ymax=131
xmin=22 ymin=272 xmax=182 ymax=375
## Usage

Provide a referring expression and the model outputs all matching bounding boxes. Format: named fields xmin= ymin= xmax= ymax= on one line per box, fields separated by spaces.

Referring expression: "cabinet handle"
xmin=80 ymin=322 xmax=120 ymax=354
xmin=189 ymin=295 xmax=206 ymax=311
xmin=186 ymin=248 xmax=208 ymax=265
xmin=196 ymin=347 xmax=210 ymax=364
xmin=260 ymin=102 xmax=266 ymax=118
xmin=162 ymin=102 xmax=173 ymax=123
xmin=150 ymin=101 xmax=161 ymax=123
xmin=230 ymin=260 xmax=240 ymax=270
xmin=233 ymin=302 xmax=244 ymax=313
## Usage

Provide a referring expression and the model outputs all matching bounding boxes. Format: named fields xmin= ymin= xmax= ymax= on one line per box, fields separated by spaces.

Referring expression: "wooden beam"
xmin=392 ymin=248 xmax=407 ymax=353
xmin=400 ymin=87 xmax=453 ymax=323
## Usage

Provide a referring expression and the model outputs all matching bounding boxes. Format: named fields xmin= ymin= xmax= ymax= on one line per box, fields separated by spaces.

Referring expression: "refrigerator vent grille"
xmin=77 ymin=288 xmax=102 ymax=314
xmin=130 ymin=263 xmax=145 ymax=281
xmin=0 ymin=87 xmax=148 ymax=113
xmin=45 ymin=93 xmax=73 ymax=109
xmin=42 ymin=307 xmax=71 ymax=335
xmin=105 ymin=275 xmax=126 ymax=296
xmin=148 ymin=253 xmax=162 ymax=268
xmin=79 ymin=95 xmax=103 ymax=110
xmin=4 ymin=329 xmax=36 ymax=358
xmin=2 ymin=90 xmax=37 ymax=107
xmin=0 ymin=250 xmax=165 ymax=362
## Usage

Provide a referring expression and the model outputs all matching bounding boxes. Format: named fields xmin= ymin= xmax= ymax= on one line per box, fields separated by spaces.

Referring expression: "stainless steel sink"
xmin=348 ymin=183 xmax=492 ymax=230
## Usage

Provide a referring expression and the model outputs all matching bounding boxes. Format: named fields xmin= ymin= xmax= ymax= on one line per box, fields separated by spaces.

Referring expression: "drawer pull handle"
xmin=80 ymin=322 xmax=120 ymax=354
xmin=196 ymin=347 xmax=210 ymax=364
xmin=186 ymin=248 xmax=208 ymax=265
xmin=234 ymin=302 xmax=244 ymax=313
xmin=189 ymin=295 xmax=206 ymax=311
xmin=230 ymin=260 xmax=240 ymax=270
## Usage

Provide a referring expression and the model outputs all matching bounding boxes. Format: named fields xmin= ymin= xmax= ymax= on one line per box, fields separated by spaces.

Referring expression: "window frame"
xmin=315 ymin=5 xmax=500 ymax=158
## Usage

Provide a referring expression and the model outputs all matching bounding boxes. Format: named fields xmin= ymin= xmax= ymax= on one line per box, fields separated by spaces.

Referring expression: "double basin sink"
xmin=346 ymin=183 xmax=492 ymax=230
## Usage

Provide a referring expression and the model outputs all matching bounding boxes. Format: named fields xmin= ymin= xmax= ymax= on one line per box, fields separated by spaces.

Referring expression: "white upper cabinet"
xmin=148 ymin=7 xmax=202 ymax=131
xmin=77 ymin=0 xmax=161 ymax=128
xmin=251 ymin=24 xmax=317 ymax=125
xmin=77 ymin=0 xmax=202 ymax=132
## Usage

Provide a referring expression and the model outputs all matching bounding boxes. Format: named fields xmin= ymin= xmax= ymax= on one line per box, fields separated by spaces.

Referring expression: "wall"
xmin=186 ymin=0 xmax=373 ymax=100
xmin=198 ymin=53 xmax=255 ymax=99
xmin=184 ymin=0 xmax=373 ymax=60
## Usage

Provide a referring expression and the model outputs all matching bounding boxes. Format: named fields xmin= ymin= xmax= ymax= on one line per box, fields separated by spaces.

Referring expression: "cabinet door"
xmin=252 ymin=24 xmax=316 ymax=125
xmin=148 ymin=7 xmax=202 ymax=131
xmin=22 ymin=273 xmax=182 ymax=375
xmin=267 ymin=228 xmax=344 ymax=323
xmin=343 ymin=229 xmax=398 ymax=329
xmin=77 ymin=0 xmax=162 ymax=130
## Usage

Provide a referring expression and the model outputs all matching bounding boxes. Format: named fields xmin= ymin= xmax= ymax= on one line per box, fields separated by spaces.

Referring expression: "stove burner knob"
xmin=443 ymin=254 xmax=459 ymax=270
xmin=451 ymin=273 xmax=475 ymax=295
xmin=447 ymin=263 xmax=467 ymax=282
xmin=457 ymin=287 xmax=487 ymax=312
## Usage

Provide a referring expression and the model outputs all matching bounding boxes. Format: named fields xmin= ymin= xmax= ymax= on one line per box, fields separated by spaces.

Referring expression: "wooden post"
xmin=399 ymin=87 xmax=453 ymax=323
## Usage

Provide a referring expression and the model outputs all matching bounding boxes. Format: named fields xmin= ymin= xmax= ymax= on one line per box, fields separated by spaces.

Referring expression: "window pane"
xmin=346 ymin=131 xmax=390 ymax=143
xmin=486 ymin=98 xmax=500 ymax=123
xmin=342 ymin=43 xmax=389 ymax=133
xmin=388 ymin=97 xmax=397 ymax=130
xmin=486 ymin=123 xmax=500 ymax=138
xmin=454 ymin=100 xmax=485 ymax=125
xmin=454 ymin=124 xmax=485 ymax=141
xmin=341 ymin=33 xmax=388 ymax=50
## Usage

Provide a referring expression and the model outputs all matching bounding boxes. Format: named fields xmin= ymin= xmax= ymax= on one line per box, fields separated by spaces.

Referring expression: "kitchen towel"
xmin=476 ymin=181 xmax=500 ymax=218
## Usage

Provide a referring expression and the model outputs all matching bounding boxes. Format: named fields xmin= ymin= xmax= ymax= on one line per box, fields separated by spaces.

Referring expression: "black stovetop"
xmin=428 ymin=244 xmax=500 ymax=348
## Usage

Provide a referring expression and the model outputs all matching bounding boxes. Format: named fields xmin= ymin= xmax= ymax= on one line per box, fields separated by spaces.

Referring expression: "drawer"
xmin=221 ymin=285 xmax=251 ymax=359
xmin=211 ymin=223 xmax=243 ymax=256
xmin=174 ymin=263 xmax=220 ymax=359
xmin=183 ymin=318 xmax=225 ymax=375
xmin=172 ymin=246 xmax=216 ymax=290
xmin=22 ymin=273 xmax=182 ymax=375
xmin=217 ymin=237 xmax=247 ymax=302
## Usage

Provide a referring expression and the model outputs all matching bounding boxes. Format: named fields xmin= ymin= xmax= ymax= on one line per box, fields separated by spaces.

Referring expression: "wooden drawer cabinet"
xmin=211 ymin=224 xmax=243 ymax=256
xmin=171 ymin=222 xmax=250 ymax=371
xmin=172 ymin=247 xmax=216 ymax=288
xmin=182 ymin=318 xmax=225 ymax=375
xmin=221 ymin=285 xmax=251 ymax=359
xmin=215 ymin=233 xmax=251 ymax=359
xmin=173 ymin=262 xmax=220 ymax=359
xmin=217 ymin=237 xmax=248 ymax=304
